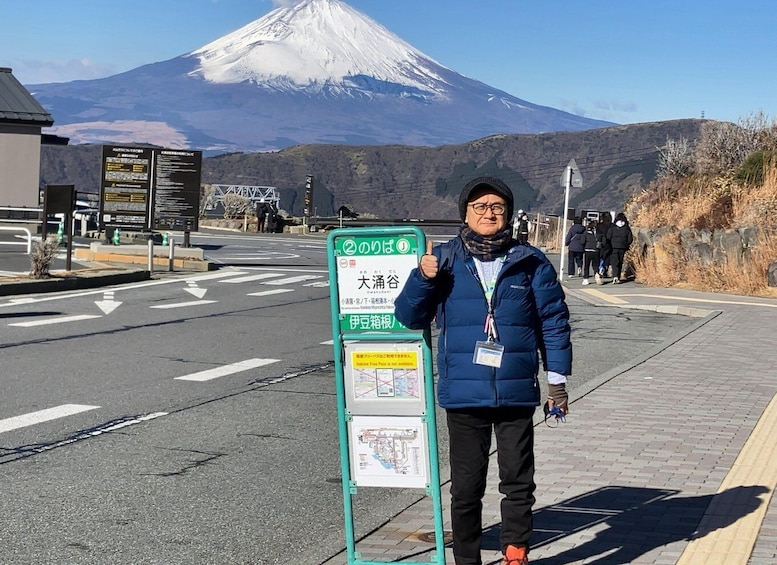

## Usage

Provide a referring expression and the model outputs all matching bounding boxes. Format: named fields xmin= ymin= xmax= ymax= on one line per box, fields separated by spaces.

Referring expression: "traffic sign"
xmin=560 ymin=158 xmax=583 ymax=188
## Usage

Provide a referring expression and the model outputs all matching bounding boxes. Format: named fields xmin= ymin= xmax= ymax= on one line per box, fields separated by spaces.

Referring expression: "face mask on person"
xmin=615 ymin=220 xmax=625 ymax=227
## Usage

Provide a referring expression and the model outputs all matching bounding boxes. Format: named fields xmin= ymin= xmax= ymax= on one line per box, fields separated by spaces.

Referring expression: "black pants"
xmin=610 ymin=248 xmax=627 ymax=279
xmin=583 ymin=250 xmax=599 ymax=278
xmin=567 ymin=251 xmax=583 ymax=275
xmin=447 ymin=406 xmax=536 ymax=565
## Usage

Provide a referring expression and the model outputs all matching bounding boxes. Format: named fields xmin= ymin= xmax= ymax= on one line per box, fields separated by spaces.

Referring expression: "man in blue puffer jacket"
xmin=395 ymin=177 xmax=572 ymax=565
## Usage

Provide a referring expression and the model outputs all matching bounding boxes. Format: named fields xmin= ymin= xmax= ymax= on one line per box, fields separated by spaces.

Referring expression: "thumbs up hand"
xmin=419 ymin=240 xmax=439 ymax=279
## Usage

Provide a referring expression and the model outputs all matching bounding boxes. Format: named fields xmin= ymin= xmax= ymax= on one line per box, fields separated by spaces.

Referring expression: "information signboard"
xmin=327 ymin=226 xmax=446 ymax=565
xmin=99 ymin=145 xmax=202 ymax=231
xmin=100 ymin=146 xmax=153 ymax=229
xmin=333 ymin=234 xmax=419 ymax=331
xmin=343 ymin=342 xmax=425 ymax=416
xmin=153 ymin=149 xmax=202 ymax=231
xmin=348 ymin=415 xmax=429 ymax=488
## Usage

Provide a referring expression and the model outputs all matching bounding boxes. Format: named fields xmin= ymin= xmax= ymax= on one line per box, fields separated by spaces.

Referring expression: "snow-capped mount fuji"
xmin=30 ymin=0 xmax=613 ymax=154
xmin=189 ymin=0 xmax=447 ymax=98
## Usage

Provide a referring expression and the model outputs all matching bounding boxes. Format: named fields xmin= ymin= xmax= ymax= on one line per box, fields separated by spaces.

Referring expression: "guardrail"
xmin=0 ymin=226 xmax=33 ymax=254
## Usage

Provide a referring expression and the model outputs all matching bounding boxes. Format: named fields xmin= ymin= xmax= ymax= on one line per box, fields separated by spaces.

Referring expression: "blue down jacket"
xmin=394 ymin=237 xmax=572 ymax=409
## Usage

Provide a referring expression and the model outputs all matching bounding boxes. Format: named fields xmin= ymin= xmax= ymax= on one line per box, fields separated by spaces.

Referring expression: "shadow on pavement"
xmin=480 ymin=484 xmax=768 ymax=564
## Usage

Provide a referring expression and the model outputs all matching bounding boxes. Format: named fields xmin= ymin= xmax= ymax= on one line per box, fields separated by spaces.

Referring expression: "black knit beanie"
xmin=458 ymin=177 xmax=514 ymax=221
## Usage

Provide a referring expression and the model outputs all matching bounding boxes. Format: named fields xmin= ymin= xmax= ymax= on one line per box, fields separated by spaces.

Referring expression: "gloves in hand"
xmin=548 ymin=383 xmax=568 ymax=413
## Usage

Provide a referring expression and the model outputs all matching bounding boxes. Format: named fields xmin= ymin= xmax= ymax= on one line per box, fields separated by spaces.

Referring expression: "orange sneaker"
xmin=502 ymin=544 xmax=528 ymax=565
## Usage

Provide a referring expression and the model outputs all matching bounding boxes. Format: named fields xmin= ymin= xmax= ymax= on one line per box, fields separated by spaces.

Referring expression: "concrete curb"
xmin=0 ymin=268 xmax=151 ymax=297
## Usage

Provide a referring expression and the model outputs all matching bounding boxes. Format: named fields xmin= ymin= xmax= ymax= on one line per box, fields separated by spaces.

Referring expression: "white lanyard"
xmin=474 ymin=256 xmax=504 ymax=342
xmin=473 ymin=256 xmax=504 ymax=301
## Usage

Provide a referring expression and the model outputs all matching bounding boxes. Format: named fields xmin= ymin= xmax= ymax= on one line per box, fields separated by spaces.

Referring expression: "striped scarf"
xmin=459 ymin=225 xmax=514 ymax=261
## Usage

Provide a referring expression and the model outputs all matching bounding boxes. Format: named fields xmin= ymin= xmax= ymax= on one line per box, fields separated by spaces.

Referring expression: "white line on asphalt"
xmin=9 ymin=314 xmax=102 ymax=327
xmin=0 ymin=269 xmax=250 ymax=308
xmin=320 ymin=340 xmax=334 ymax=345
xmin=221 ymin=272 xmax=286 ymax=283
xmin=246 ymin=289 xmax=294 ymax=297
xmin=263 ymin=275 xmax=322 ymax=285
xmin=149 ymin=300 xmax=217 ymax=309
xmin=0 ymin=404 xmax=100 ymax=434
xmin=174 ymin=358 xmax=280 ymax=382
xmin=183 ymin=270 xmax=251 ymax=282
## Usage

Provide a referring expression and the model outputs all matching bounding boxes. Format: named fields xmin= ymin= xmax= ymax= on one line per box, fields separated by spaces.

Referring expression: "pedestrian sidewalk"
xmin=323 ymin=281 xmax=777 ymax=565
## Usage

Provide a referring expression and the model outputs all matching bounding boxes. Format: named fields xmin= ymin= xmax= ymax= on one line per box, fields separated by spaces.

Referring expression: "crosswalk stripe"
xmin=247 ymin=289 xmax=294 ymax=297
xmin=150 ymin=300 xmax=217 ymax=309
xmin=9 ymin=314 xmax=102 ymax=327
xmin=221 ymin=273 xmax=286 ymax=283
xmin=0 ymin=404 xmax=100 ymax=434
xmin=263 ymin=275 xmax=322 ymax=285
xmin=174 ymin=358 xmax=280 ymax=382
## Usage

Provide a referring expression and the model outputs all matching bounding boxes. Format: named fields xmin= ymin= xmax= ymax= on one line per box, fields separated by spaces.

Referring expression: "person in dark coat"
xmin=514 ymin=209 xmax=530 ymax=244
xmin=255 ymin=200 xmax=269 ymax=233
xmin=564 ymin=216 xmax=585 ymax=278
xmin=394 ymin=177 xmax=572 ymax=565
xmin=581 ymin=219 xmax=604 ymax=285
xmin=606 ymin=212 xmax=634 ymax=283
xmin=596 ymin=212 xmax=612 ymax=277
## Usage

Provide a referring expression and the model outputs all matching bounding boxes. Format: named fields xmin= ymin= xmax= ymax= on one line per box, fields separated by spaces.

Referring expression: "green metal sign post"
xmin=327 ymin=226 xmax=445 ymax=565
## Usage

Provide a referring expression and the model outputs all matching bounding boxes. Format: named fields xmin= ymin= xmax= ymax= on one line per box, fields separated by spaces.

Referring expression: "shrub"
xmin=29 ymin=237 xmax=59 ymax=279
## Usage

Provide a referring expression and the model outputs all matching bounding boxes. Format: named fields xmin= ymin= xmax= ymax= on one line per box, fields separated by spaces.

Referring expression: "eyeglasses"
xmin=469 ymin=202 xmax=507 ymax=215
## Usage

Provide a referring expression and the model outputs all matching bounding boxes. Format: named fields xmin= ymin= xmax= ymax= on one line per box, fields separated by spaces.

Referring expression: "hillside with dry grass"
xmin=624 ymin=113 xmax=777 ymax=297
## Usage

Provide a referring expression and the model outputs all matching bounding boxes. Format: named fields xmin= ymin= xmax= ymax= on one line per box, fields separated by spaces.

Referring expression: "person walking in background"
xmin=564 ymin=216 xmax=585 ymax=278
xmin=606 ymin=212 xmax=634 ymax=284
xmin=596 ymin=212 xmax=612 ymax=278
xmin=515 ymin=209 xmax=530 ymax=244
xmin=255 ymin=200 xmax=269 ymax=233
xmin=581 ymin=219 xmax=602 ymax=285
xmin=395 ymin=176 xmax=572 ymax=565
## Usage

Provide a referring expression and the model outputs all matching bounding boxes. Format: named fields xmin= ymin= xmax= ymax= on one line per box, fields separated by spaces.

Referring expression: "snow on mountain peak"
xmin=188 ymin=0 xmax=450 ymax=95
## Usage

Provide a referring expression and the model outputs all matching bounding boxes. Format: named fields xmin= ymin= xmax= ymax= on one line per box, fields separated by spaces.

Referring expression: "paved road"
xmin=0 ymin=232 xmax=699 ymax=564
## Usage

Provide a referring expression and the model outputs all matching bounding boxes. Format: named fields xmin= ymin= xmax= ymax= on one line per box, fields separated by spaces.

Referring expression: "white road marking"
xmin=320 ymin=340 xmax=334 ymax=345
xmin=246 ymin=289 xmax=294 ymax=297
xmin=182 ymin=271 xmax=250 ymax=282
xmin=150 ymin=300 xmax=217 ymax=309
xmin=221 ymin=272 xmax=286 ymax=283
xmin=95 ymin=290 xmax=122 ymax=315
xmin=0 ymin=404 xmax=100 ymax=434
xmin=9 ymin=314 xmax=102 ymax=327
xmin=184 ymin=280 xmax=207 ymax=299
xmin=263 ymin=274 xmax=322 ymax=285
xmin=304 ymin=280 xmax=330 ymax=287
xmin=175 ymin=358 xmax=280 ymax=382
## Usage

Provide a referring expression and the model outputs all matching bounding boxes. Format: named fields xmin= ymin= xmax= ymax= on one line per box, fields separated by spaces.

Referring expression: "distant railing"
xmin=0 ymin=226 xmax=33 ymax=254
xmin=0 ymin=206 xmax=43 ymax=223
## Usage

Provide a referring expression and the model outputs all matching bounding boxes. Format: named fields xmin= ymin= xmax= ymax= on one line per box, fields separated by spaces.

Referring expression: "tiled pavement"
xmin=322 ymin=282 xmax=777 ymax=565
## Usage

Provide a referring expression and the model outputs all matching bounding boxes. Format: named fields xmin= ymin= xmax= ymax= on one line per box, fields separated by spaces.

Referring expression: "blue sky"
xmin=2 ymin=0 xmax=775 ymax=126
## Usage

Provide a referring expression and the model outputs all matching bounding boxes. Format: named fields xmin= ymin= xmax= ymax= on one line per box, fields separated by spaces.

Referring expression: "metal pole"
xmin=558 ymin=167 xmax=572 ymax=281
xmin=168 ymin=236 xmax=175 ymax=272
xmin=533 ymin=212 xmax=541 ymax=247
xmin=147 ymin=238 xmax=154 ymax=273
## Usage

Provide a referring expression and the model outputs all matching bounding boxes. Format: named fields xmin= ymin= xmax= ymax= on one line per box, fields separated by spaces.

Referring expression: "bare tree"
xmin=221 ymin=193 xmax=252 ymax=219
xmin=657 ymin=136 xmax=694 ymax=179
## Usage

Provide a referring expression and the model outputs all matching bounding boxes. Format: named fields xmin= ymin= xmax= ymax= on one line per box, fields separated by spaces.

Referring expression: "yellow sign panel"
xmin=352 ymin=351 xmax=418 ymax=369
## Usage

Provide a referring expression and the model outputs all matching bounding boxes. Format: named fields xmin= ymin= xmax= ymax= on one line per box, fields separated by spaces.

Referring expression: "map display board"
xmin=333 ymin=234 xmax=419 ymax=331
xmin=344 ymin=342 xmax=425 ymax=416
xmin=348 ymin=415 xmax=428 ymax=488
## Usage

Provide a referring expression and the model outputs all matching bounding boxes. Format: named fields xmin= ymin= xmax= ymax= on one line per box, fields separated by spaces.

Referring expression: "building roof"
xmin=0 ymin=67 xmax=54 ymax=126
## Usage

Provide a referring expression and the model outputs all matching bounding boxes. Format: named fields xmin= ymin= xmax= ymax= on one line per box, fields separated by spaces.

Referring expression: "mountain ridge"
xmin=40 ymin=118 xmax=706 ymax=220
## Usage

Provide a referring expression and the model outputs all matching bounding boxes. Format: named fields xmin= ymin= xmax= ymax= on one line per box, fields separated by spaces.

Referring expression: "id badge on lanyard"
xmin=473 ymin=313 xmax=504 ymax=368
xmin=472 ymin=258 xmax=504 ymax=368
